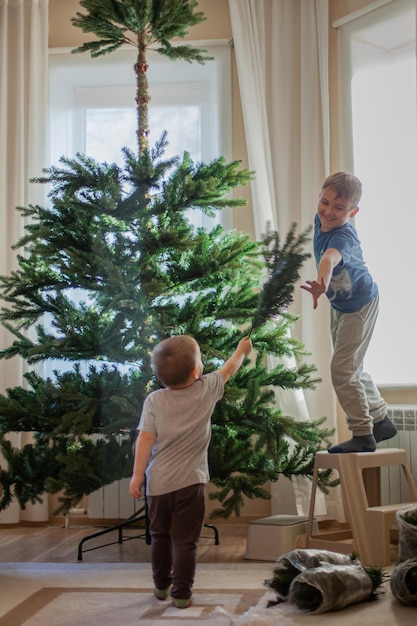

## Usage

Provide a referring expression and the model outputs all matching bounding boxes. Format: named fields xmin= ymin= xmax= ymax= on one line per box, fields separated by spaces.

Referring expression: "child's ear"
xmin=350 ymin=206 xmax=359 ymax=218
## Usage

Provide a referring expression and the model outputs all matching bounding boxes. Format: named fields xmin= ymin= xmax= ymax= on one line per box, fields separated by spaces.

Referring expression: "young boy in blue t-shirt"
xmin=301 ymin=171 xmax=397 ymax=453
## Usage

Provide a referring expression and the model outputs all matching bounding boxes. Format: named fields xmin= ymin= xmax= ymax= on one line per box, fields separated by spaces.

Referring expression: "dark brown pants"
xmin=147 ymin=483 xmax=205 ymax=599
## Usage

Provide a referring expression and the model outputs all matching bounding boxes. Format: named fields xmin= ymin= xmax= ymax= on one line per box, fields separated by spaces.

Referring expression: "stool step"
xmin=303 ymin=536 xmax=354 ymax=555
xmin=366 ymin=502 xmax=416 ymax=514
xmin=309 ymin=529 xmax=353 ymax=542
xmin=249 ymin=514 xmax=309 ymax=526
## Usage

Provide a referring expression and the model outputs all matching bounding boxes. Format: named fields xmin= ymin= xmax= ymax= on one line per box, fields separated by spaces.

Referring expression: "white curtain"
xmin=0 ymin=0 xmax=49 ymax=523
xmin=229 ymin=0 xmax=340 ymax=518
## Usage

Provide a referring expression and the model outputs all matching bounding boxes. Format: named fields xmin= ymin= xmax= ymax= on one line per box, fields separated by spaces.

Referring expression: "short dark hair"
xmin=321 ymin=171 xmax=362 ymax=208
xmin=151 ymin=335 xmax=199 ymax=387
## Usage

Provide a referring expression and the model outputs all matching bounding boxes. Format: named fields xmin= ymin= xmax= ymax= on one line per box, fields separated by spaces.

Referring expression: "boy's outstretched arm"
xmin=301 ymin=247 xmax=342 ymax=309
xmin=218 ymin=336 xmax=252 ymax=383
xmin=129 ymin=430 xmax=156 ymax=499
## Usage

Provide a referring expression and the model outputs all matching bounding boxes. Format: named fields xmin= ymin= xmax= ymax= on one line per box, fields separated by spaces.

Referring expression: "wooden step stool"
xmin=306 ymin=448 xmax=417 ymax=566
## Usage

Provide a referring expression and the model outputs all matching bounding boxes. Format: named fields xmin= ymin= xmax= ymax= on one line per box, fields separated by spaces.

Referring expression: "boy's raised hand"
xmin=238 ymin=336 xmax=253 ymax=355
xmin=219 ymin=336 xmax=252 ymax=383
xmin=301 ymin=278 xmax=326 ymax=310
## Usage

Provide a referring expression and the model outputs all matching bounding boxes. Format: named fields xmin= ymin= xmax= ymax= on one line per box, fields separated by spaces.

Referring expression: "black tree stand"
xmin=77 ymin=499 xmax=150 ymax=561
xmin=77 ymin=498 xmax=219 ymax=560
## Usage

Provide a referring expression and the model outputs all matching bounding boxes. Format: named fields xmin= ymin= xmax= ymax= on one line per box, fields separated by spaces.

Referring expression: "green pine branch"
xmin=72 ymin=0 xmax=210 ymax=62
xmin=250 ymin=224 xmax=312 ymax=333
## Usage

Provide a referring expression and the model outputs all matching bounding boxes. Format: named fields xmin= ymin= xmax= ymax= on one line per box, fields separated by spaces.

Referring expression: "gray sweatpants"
xmin=330 ymin=294 xmax=387 ymax=436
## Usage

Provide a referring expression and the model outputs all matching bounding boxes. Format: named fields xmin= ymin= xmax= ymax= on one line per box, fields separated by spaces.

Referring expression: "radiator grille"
xmin=388 ymin=405 xmax=417 ymax=433
xmin=87 ymin=477 xmax=141 ymax=519
xmin=379 ymin=405 xmax=417 ymax=505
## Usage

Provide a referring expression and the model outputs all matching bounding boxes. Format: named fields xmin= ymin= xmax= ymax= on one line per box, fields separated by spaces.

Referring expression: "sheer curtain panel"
xmin=229 ymin=0 xmax=342 ymax=518
xmin=0 ymin=0 xmax=49 ymax=523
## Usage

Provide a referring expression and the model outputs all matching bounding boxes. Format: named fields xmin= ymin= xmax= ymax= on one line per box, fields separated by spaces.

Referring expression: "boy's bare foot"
xmin=328 ymin=434 xmax=376 ymax=453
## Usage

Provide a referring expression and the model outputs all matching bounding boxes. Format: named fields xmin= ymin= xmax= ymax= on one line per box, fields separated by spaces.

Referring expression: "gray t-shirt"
xmin=138 ymin=370 xmax=224 ymax=496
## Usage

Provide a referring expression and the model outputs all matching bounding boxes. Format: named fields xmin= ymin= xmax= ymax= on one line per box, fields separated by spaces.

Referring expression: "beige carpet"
xmin=0 ymin=562 xmax=415 ymax=625
xmin=0 ymin=562 xmax=269 ymax=626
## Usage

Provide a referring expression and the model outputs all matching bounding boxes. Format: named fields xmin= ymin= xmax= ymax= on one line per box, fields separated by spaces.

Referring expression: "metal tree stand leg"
xmin=203 ymin=522 xmax=219 ymax=545
xmin=77 ymin=498 xmax=150 ymax=561
xmin=77 ymin=498 xmax=219 ymax=560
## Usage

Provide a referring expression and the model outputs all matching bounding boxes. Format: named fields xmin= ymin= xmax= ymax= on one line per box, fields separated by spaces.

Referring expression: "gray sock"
xmin=328 ymin=434 xmax=376 ymax=454
xmin=373 ymin=415 xmax=397 ymax=443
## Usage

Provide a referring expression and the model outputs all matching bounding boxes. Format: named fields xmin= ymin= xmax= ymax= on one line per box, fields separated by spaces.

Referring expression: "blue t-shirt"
xmin=313 ymin=214 xmax=378 ymax=313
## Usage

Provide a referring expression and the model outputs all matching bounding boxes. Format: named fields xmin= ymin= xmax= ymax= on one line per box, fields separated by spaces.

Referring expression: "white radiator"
xmin=379 ymin=405 xmax=417 ymax=505
xmin=85 ymin=433 xmax=140 ymax=519
xmin=87 ymin=478 xmax=142 ymax=519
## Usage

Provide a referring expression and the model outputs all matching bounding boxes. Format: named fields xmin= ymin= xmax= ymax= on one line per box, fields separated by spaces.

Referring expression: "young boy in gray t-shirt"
xmin=129 ymin=334 xmax=252 ymax=608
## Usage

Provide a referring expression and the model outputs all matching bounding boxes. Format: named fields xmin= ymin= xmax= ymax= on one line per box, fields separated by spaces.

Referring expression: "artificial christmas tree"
xmin=0 ymin=0 xmax=332 ymax=519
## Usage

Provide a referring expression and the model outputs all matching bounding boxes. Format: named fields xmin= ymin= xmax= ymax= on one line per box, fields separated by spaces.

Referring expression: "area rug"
xmin=0 ymin=562 xmax=270 ymax=626
xmin=0 ymin=562 xmax=416 ymax=626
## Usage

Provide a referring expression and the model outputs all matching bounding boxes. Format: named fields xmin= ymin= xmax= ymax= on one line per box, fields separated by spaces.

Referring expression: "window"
xmin=48 ymin=42 xmax=233 ymax=229
xmin=335 ymin=0 xmax=416 ymax=385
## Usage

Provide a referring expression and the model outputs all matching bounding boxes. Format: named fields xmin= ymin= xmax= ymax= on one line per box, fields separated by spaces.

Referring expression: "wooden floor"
xmin=0 ymin=519 xmax=252 ymax=564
